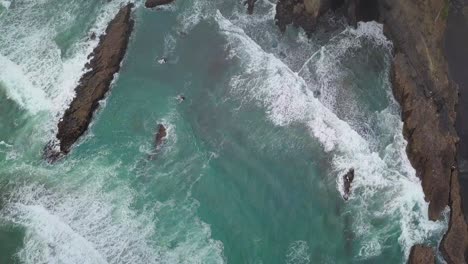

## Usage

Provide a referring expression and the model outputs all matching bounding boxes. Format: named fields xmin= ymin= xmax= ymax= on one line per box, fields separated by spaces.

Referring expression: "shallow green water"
xmin=0 ymin=1 xmax=448 ymax=263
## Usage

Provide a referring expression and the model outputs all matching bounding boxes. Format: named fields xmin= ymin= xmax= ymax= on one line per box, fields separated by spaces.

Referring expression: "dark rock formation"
xmin=343 ymin=168 xmax=354 ymax=200
xmin=275 ymin=0 xmax=468 ymax=263
xmin=45 ymin=3 xmax=134 ymax=161
xmin=381 ymin=1 xmax=468 ymax=263
xmin=155 ymin=124 xmax=167 ymax=148
xmin=244 ymin=0 xmax=257 ymax=15
xmin=275 ymin=0 xmax=379 ymax=33
xmin=145 ymin=0 xmax=174 ymax=8
xmin=407 ymin=245 xmax=435 ymax=264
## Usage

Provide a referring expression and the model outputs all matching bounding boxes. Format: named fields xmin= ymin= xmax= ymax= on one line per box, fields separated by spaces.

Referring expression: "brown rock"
xmin=407 ymin=245 xmax=435 ymax=264
xmin=155 ymin=124 xmax=167 ymax=148
xmin=45 ymin=3 xmax=134 ymax=161
xmin=275 ymin=0 xmax=468 ymax=262
xmin=380 ymin=1 xmax=468 ymax=262
xmin=145 ymin=0 xmax=174 ymax=8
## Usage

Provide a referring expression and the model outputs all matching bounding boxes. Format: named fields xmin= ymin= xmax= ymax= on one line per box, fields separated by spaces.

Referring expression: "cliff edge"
xmin=275 ymin=0 xmax=468 ymax=263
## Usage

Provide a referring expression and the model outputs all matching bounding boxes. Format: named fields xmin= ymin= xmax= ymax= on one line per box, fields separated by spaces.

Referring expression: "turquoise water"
xmin=0 ymin=0 xmax=448 ymax=263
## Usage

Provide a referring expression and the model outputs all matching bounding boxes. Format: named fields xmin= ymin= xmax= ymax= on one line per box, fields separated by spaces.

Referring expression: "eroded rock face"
xmin=408 ymin=245 xmax=435 ymax=264
xmin=275 ymin=0 xmax=468 ymax=262
xmin=145 ymin=0 xmax=174 ymax=8
xmin=45 ymin=3 xmax=134 ymax=161
xmin=381 ymin=1 xmax=468 ymax=262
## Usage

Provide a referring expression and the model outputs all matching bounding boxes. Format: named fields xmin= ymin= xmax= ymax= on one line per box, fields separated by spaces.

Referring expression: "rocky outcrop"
xmin=343 ymin=168 xmax=354 ymax=200
xmin=275 ymin=0 xmax=331 ymax=32
xmin=45 ymin=3 xmax=134 ymax=161
xmin=244 ymin=0 xmax=257 ymax=15
xmin=381 ymin=1 xmax=467 ymax=263
xmin=145 ymin=0 xmax=174 ymax=8
xmin=275 ymin=0 xmax=468 ymax=263
xmin=275 ymin=0 xmax=379 ymax=32
xmin=407 ymin=245 xmax=435 ymax=264
xmin=155 ymin=124 xmax=167 ymax=148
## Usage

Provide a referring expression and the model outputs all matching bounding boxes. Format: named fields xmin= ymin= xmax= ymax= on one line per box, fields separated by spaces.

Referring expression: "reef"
xmin=45 ymin=3 xmax=134 ymax=161
xmin=275 ymin=0 xmax=468 ymax=263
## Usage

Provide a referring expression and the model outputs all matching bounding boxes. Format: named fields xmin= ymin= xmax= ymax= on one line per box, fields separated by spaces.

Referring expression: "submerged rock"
xmin=145 ymin=0 xmax=174 ymax=8
xmin=408 ymin=245 xmax=435 ymax=264
xmin=342 ymin=168 xmax=354 ymax=200
xmin=155 ymin=124 xmax=167 ymax=148
xmin=44 ymin=3 xmax=134 ymax=162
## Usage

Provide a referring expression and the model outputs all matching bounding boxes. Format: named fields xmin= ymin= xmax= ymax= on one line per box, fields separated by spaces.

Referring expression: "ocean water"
xmin=0 ymin=0 xmax=448 ymax=263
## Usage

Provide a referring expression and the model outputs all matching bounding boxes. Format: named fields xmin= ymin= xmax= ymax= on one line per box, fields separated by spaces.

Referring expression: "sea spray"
xmin=213 ymin=11 xmax=447 ymax=258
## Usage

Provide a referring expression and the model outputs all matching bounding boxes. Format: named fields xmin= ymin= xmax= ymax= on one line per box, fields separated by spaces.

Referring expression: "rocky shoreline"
xmin=45 ymin=3 xmax=135 ymax=161
xmin=274 ymin=0 xmax=468 ymax=263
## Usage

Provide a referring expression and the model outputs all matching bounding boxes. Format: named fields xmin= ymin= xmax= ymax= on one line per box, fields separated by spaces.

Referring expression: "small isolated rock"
xmin=177 ymin=94 xmax=185 ymax=103
xmin=343 ymin=168 xmax=354 ymax=200
xmin=157 ymin=57 xmax=167 ymax=64
xmin=145 ymin=0 xmax=174 ymax=8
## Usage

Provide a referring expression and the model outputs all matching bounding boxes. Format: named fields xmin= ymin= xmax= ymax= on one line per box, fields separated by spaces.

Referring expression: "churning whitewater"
xmin=0 ymin=0 xmax=447 ymax=263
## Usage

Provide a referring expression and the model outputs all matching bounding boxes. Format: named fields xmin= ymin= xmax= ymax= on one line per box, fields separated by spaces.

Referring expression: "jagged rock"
xmin=44 ymin=3 xmax=134 ymax=162
xmin=407 ymin=245 xmax=435 ymax=264
xmin=381 ymin=1 xmax=468 ymax=262
xmin=145 ymin=0 xmax=174 ymax=8
xmin=155 ymin=124 xmax=167 ymax=148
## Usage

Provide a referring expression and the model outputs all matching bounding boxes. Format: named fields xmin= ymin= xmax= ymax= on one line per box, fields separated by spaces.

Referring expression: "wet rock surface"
xmin=407 ymin=245 xmax=435 ymax=264
xmin=155 ymin=124 xmax=167 ymax=148
xmin=45 ymin=3 xmax=134 ymax=161
xmin=145 ymin=0 xmax=174 ymax=8
xmin=342 ymin=168 xmax=354 ymax=200
xmin=275 ymin=0 xmax=379 ymax=32
xmin=275 ymin=0 xmax=468 ymax=262
xmin=244 ymin=0 xmax=257 ymax=15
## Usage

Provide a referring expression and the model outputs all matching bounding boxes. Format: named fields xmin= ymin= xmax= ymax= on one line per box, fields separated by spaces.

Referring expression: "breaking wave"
xmin=214 ymin=11 xmax=446 ymax=258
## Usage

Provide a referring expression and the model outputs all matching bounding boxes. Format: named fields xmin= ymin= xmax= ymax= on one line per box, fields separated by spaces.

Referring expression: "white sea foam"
xmin=214 ymin=11 xmax=446 ymax=258
xmin=286 ymin=241 xmax=310 ymax=264
xmin=0 ymin=0 xmax=134 ymax=119
xmin=0 ymin=153 xmax=225 ymax=264
xmin=0 ymin=0 xmax=10 ymax=9
xmin=0 ymin=176 xmax=160 ymax=264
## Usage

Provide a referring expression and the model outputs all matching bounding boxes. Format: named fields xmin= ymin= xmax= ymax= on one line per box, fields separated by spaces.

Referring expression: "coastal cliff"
xmin=275 ymin=0 xmax=468 ymax=262
xmin=45 ymin=3 xmax=134 ymax=161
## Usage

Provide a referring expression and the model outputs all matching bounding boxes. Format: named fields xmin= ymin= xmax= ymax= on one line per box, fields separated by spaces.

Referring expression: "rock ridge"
xmin=45 ymin=3 xmax=135 ymax=161
xmin=274 ymin=0 xmax=468 ymax=263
